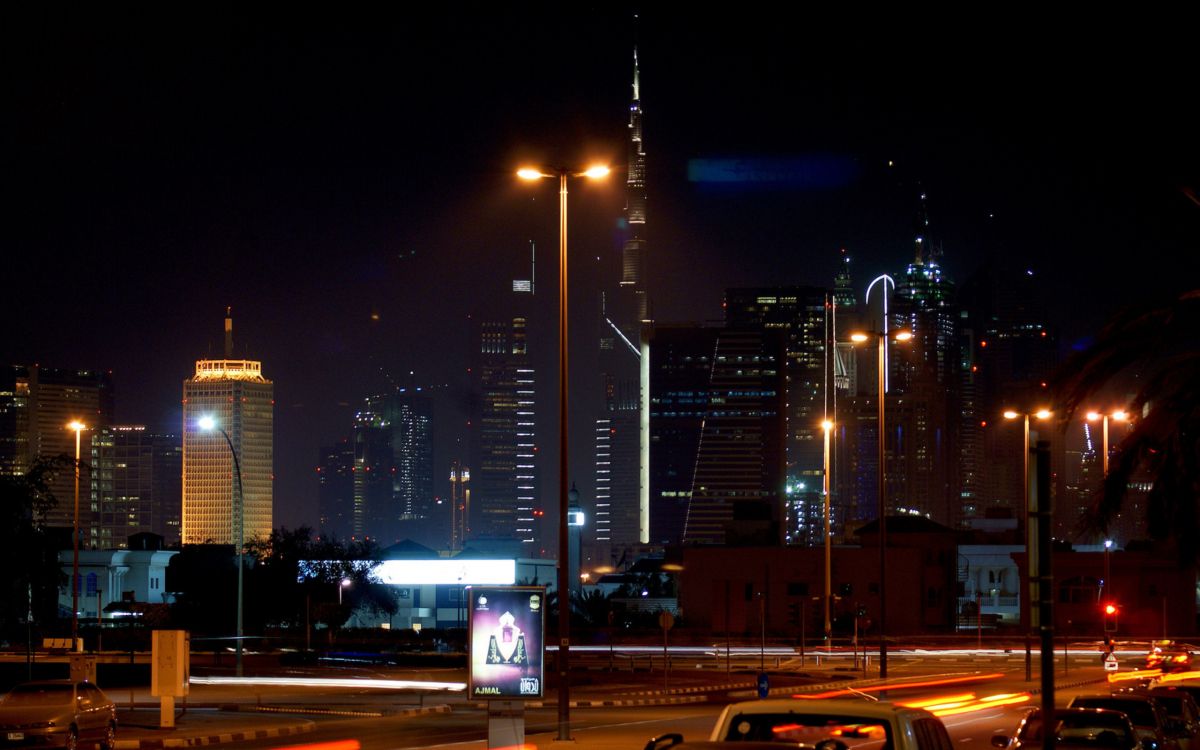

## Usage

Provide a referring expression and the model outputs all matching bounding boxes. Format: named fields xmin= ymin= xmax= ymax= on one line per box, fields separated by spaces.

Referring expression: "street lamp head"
xmin=582 ymin=164 xmax=610 ymax=179
xmin=822 ymin=420 xmax=834 ymax=432
xmin=340 ymin=578 xmax=352 ymax=588
xmin=517 ymin=168 xmax=546 ymax=181
xmin=893 ymin=331 xmax=913 ymax=342
xmin=67 ymin=420 xmax=87 ymax=432
xmin=1111 ymin=411 xmax=1129 ymax=422
xmin=197 ymin=415 xmax=217 ymax=431
xmin=1086 ymin=411 xmax=1102 ymax=422
xmin=850 ymin=332 xmax=870 ymax=343
xmin=1003 ymin=410 xmax=1020 ymax=420
xmin=1034 ymin=409 xmax=1053 ymax=420
xmin=1105 ymin=539 xmax=1114 ymax=549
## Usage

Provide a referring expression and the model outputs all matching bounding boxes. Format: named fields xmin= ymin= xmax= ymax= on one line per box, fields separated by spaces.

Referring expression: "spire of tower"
xmin=224 ymin=306 xmax=233 ymax=358
xmin=632 ymin=46 xmax=640 ymax=102
xmin=914 ymin=189 xmax=930 ymax=265
xmin=833 ymin=248 xmax=856 ymax=309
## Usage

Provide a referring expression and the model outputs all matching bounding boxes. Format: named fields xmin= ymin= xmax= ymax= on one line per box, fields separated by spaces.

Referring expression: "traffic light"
xmin=1104 ymin=602 xmax=1119 ymax=632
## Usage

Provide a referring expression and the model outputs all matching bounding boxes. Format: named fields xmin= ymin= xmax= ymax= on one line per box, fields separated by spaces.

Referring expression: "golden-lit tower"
xmin=181 ymin=310 xmax=273 ymax=545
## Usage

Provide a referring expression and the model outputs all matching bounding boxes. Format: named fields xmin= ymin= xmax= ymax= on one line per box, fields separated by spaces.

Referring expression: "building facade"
xmin=90 ymin=426 xmax=182 ymax=549
xmin=181 ymin=315 xmax=273 ymax=545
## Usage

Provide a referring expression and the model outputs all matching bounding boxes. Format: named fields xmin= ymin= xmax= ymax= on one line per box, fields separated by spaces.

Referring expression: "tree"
xmin=1052 ymin=290 xmax=1200 ymax=561
xmin=0 ymin=458 xmax=69 ymax=639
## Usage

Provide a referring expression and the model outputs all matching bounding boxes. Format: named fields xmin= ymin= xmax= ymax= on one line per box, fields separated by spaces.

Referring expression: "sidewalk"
xmin=113 ymin=707 xmax=316 ymax=750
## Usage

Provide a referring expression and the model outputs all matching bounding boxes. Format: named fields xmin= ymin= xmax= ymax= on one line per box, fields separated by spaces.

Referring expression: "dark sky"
xmin=4 ymin=8 xmax=1198 ymax=532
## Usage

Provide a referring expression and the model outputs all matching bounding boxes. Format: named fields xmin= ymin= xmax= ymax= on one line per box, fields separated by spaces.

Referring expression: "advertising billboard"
xmin=468 ymin=585 xmax=545 ymax=699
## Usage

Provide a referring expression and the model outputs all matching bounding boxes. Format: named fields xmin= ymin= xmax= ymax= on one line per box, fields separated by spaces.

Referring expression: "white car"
xmin=646 ymin=698 xmax=954 ymax=750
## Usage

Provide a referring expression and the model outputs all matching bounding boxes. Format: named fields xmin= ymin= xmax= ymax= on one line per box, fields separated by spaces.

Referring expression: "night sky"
xmin=5 ymin=8 xmax=1198 ymax=532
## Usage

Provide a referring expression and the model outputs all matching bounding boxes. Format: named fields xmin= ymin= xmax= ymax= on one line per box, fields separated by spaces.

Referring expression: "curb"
xmin=113 ymin=721 xmax=315 ymax=749
xmin=617 ymin=682 xmax=755 ymax=697
xmin=249 ymin=703 xmax=452 ymax=719
xmin=466 ymin=695 xmax=708 ymax=709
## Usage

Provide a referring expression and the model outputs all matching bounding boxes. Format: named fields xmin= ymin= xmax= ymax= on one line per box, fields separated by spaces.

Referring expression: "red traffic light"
xmin=1105 ymin=603 xmax=1118 ymax=616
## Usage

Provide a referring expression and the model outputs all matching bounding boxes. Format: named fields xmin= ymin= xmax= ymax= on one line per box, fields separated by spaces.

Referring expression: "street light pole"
xmin=822 ymin=420 xmax=833 ymax=642
xmin=68 ymin=420 xmax=87 ymax=650
xmin=518 ymin=163 xmax=609 ymax=742
xmin=198 ymin=416 xmax=245 ymax=677
xmin=850 ymin=330 xmax=909 ymax=680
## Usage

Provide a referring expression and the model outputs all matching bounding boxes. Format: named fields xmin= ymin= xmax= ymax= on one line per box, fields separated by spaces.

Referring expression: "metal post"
xmin=1036 ymin=440 xmax=1055 ymax=750
xmin=215 ymin=427 xmax=245 ymax=678
xmin=72 ymin=426 xmax=81 ymax=649
xmin=876 ymin=333 xmax=888 ymax=679
xmin=556 ymin=169 xmax=571 ymax=742
xmin=823 ymin=421 xmax=833 ymax=642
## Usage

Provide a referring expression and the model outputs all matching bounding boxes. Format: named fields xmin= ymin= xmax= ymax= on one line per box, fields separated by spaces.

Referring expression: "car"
xmin=1127 ymin=688 xmax=1200 ymax=750
xmin=991 ymin=707 xmax=1141 ymax=750
xmin=1149 ymin=650 xmax=1193 ymax=674
xmin=645 ymin=698 xmax=954 ymax=750
xmin=0 ymin=680 xmax=117 ymax=750
xmin=1070 ymin=694 xmax=1179 ymax=750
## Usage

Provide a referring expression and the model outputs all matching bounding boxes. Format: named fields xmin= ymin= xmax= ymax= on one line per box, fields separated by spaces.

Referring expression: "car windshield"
xmin=1020 ymin=713 xmax=1135 ymax=748
xmin=721 ymin=712 xmax=892 ymax=750
xmin=1072 ymin=700 xmax=1157 ymax=728
xmin=1 ymin=685 xmax=72 ymax=707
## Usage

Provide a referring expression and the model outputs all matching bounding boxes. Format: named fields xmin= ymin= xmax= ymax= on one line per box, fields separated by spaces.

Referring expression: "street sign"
xmin=1104 ymin=653 xmax=1119 ymax=672
xmin=757 ymin=672 xmax=770 ymax=698
xmin=658 ymin=611 xmax=675 ymax=630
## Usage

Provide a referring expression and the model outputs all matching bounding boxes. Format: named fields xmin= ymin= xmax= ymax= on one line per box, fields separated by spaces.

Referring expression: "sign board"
xmin=468 ymin=586 xmax=545 ymax=700
xmin=151 ymin=630 xmax=190 ymax=698
xmin=757 ymin=672 xmax=770 ymax=698
xmin=658 ymin=611 xmax=675 ymax=631
xmin=1104 ymin=654 xmax=1119 ymax=672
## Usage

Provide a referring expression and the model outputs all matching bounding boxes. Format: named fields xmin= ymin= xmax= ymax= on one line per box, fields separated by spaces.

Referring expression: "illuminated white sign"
xmin=374 ymin=559 xmax=516 ymax=585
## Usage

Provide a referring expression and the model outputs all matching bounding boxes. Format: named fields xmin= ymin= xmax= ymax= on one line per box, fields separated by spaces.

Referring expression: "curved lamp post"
xmin=517 ymin=163 xmax=609 ymax=741
xmin=198 ymin=415 xmax=245 ymax=678
xmin=849 ymin=329 xmax=911 ymax=679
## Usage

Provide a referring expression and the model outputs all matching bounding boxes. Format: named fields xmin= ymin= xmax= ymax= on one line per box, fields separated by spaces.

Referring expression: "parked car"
xmin=1127 ymin=688 xmax=1200 ymax=750
xmin=992 ymin=707 xmax=1140 ymax=750
xmin=1070 ymin=694 xmax=1179 ymax=750
xmin=645 ymin=698 xmax=954 ymax=750
xmin=0 ymin=680 xmax=117 ymax=750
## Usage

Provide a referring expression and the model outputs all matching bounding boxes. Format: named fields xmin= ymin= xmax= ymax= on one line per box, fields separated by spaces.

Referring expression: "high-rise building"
xmin=0 ymin=365 xmax=32 ymax=478
xmin=724 ymin=287 xmax=830 ymax=545
xmin=349 ymin=389 xmax=434 ymax=545
xmin=316 ymin=439 xmax=354 ymax=541
xmin=593 ymin=48 xmax=651 ymax=560
xmin=89 ymin=426 xmax=182 ymax=549
xmin=28 ymin=366 xmax=115 ymax=533
xmin=470 ymin=316 xmax=540 ymax=550
xmin=648 ymin=324 xmax=720 ymax=546
xmin=181 ymin=312 xmax=273 ymax=546
xmin=648 ymin=324 xmax=787 ymax=547
xmin=683 ymin=327 xmax=787 ymax=546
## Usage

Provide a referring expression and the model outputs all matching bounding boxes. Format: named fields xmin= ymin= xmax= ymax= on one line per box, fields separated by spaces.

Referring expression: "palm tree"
xmin=1052 ymin=290 xmax=1200 ymax=561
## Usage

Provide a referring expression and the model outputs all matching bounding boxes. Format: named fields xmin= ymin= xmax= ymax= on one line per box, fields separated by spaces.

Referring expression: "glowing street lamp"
xmin=517 ymin=162 xmax=609 ymax=741
xmin=67 ymin=420 xmax=87 ymax=649
xmin=1086 ymin=410 xmax=1129 ymax=477
xmin=338 ymin=577 xmax=352 ymax=605
xmin=198 ymin=415 xmax=246 ymax=677
xmin=848 ymin=329 xmax=911 ymax=679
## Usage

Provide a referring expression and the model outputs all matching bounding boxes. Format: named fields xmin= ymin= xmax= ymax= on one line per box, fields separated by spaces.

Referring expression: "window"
xmin=913 ymin=718 xmax=955 ymax=750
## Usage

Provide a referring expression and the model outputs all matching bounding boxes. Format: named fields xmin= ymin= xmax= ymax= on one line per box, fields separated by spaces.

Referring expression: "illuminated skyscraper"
xmin=724 ymin=287 xmax=830 ymax=545
xmin=470 ymin=316 xmax=540 ymax=550
xmin=594 ymin=47 xmax=650 ymax=558
xmin=0 ymin=365 xmax=114 ymax=539
xmin=181 ymin=312 xmax=273 ymax=545
xmin=349 ymin=389 xmax=434 ymax=544
xmin=90 ymin=426 xmax=182 ymax=549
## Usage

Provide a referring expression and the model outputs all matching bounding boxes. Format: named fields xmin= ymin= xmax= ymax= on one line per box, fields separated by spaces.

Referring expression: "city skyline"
xmin=5 ymin=9 xmax=1198 ymax=534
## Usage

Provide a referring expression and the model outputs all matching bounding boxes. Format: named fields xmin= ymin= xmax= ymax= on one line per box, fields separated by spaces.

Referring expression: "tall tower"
xmin=594 ymin=45 xmax=651 ymax=561
xmin=182 ymin=311 xmax=273 ymax=545
xmin=621 ymin=47 xmax=648 ymax=321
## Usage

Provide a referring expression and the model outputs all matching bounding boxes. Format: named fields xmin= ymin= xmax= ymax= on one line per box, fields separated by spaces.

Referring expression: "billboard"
xmin=468 ymin=585 xmax=545 ymax=699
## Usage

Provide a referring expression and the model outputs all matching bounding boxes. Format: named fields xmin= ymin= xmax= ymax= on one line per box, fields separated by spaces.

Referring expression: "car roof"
xmin=721 ymin=698 xmax=935 ymax=721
